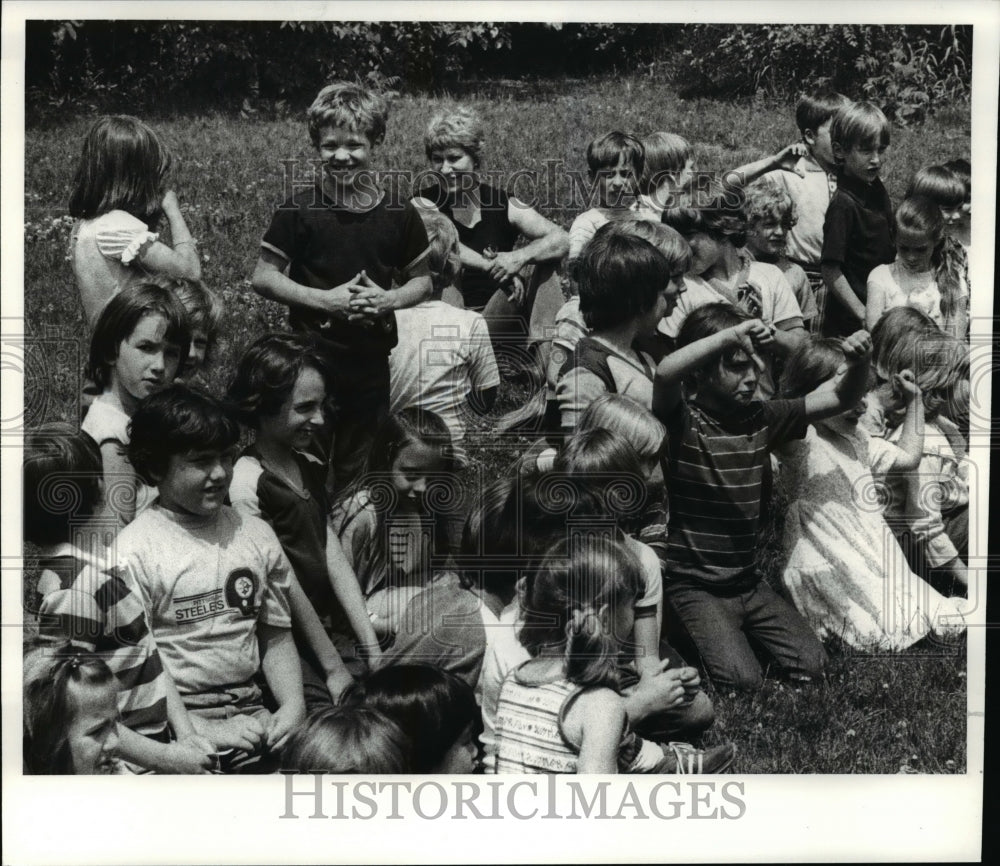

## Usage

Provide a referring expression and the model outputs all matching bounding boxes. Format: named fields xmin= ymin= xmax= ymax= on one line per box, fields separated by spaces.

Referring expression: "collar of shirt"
xmin=317 ymin=175 xmax=385 ymax=213
xmin=836 ymin=171 xmax=886 ymax=206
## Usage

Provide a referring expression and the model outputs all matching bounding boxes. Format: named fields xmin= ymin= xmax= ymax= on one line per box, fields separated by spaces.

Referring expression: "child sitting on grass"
xmin=906 ymin=164 xmax=971 ymax=337
xmin=331 ymin=408 xmax=458 ymax=647
xmin=493 ymin=537 xmax=733 ymax=774
xmin=479 ymin=471 xmax=721 ymax=772
xmin=778 ymin=335 xmax=968 ymax=649
xmin=821 ymin=101 xmax=896 ymax=337
xmin=567 ymin=131 xmax=645 ymax=264
xmin=661 ymin=190 xmax=806 ymax=398
xmin=121 ymin=385 xmax=305 ymax=769
xmin=556 ymin=225 xmax=685 ymax=431
xmin=652 ymin=302 xmax=859 ymax=690
xmin=759 ymin=89 xmax=852 ymax=331
xmin=744 ymin=178 xmax=818 ymax=331
xmin=252 ymin=81 xmax=432 ymax=494
xmin=228 ymin=333 xmax=378 ymax=707
xmin=24 ymin=424 xmax=216 ymax=774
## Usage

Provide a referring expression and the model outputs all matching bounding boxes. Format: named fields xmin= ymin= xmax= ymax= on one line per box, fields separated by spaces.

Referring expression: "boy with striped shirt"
xmin=652 ymin=303 xmax=871 ymax=690
xmin=24 ymin=424 xmax=216 ymax=773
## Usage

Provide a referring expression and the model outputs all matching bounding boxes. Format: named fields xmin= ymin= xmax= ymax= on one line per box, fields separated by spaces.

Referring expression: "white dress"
xmin=779 ymin=425 xmax=965 ymax=650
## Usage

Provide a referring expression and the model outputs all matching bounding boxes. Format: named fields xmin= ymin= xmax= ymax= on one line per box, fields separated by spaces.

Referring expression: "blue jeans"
xmin=664 ymin=578 xmax=827 ymax=691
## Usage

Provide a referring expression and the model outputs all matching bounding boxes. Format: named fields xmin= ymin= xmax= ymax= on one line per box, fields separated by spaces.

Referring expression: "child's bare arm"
xmin=888 ymin=371 xmax=924 ymax=472
xmin=821 ymin=263 xmax=867 ymax=324
xmin=259 ymin=624 xmax=306 ymax=750
xmin=347 ymin=267 xmax=433 ymax=319
xmin=631 ymin=612 xmax=661 ymax=678
xmin=99 ymin=441 xmax=136 ymax=526
xmin=574 ymin=689 xmax=626 ymax=774
xmin=803 ymin=330 xmax=872 ymax=420
xmin=771 ymin=322 xmax=807 ymax=355
xmin=252 ymin=249 xmax=356 ymax=318
xmin=136 ymin=190 xmax=202 ymax=281
xmin=286 ymin=571 xmax=354 ymax=702
xmin=652 ymin=319 xmax=769 ymax=417
xmin=723 ymin=142 xmax=808 ymax=190
xmin=326 ymin=525 xmax=382 ymax=664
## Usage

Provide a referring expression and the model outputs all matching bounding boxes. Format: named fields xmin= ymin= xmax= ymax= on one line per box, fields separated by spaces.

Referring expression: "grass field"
xmin=21 ymin=77 xmax=971 ymax=773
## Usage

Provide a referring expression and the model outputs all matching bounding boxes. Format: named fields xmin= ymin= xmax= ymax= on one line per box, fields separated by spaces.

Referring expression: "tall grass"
xmin=21 ymin=77 xmax=970 ymax=772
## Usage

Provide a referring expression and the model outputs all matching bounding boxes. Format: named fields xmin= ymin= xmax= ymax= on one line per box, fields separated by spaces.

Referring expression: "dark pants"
xmin=319 ymin=349 xmax=391 ymax=496
xmin=664 ymin=578 xmax=827 ymax=691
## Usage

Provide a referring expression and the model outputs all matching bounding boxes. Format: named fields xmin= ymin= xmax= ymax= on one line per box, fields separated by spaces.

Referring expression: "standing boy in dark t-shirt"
xmin=652 ymin=302 xmax=872 ymax=690
xmin=252 ymin=81 xmax=431 ymax=493
xmin=820 ymin=101 xmax=896 ymax=337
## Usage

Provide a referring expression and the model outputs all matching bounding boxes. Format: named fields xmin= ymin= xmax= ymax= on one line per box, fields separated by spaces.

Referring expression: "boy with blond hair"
xmin=252 ymin=81 xmax=431 ymax=492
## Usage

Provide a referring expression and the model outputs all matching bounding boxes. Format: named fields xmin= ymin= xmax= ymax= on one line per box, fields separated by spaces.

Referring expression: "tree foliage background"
xmin=27 ymin=21 xmax=971 ymax=123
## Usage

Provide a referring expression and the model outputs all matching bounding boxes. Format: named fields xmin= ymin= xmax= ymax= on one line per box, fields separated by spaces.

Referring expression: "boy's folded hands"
xmin=348 ymin=270 xmax=394 ymax=321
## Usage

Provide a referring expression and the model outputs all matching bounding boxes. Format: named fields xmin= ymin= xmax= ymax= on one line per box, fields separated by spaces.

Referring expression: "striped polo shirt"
xmin=37 ymin=550 xmax=170 ymax=739
xmin=663 ymin=397 xmax=808 ymax=586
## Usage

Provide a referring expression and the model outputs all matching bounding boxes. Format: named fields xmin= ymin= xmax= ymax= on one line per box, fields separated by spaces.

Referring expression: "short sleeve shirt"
xmin=662 ymin=397 xmax=808 ymax=585
xmin=261 ymin=187 xmax=430 ymax=356
xmin=821 ymin=174 xmax=896 ymax=334
xmin=658 ymin=260 xmax=804 ymax=399
xmin=229 ymin=448 xmax=334 ymax=614
xmin=117 ymin=504 xmax=293 ymax=696
xmin=762 ymin=158 xmax=838 ymax=266
xmin=71 ymin=210 xmax=159 ymax=327
xmin=389 ymin=300 xmax=500 ymax=465
xmin=37 ymin=549 xmax=170 ymax=738
xmin=80 ymin=395 xmax=157 ymax=518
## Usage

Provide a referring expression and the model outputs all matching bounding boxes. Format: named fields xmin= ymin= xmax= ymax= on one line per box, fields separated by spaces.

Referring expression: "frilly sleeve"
xmin=95 ymin=214 xmax=159 ymax=266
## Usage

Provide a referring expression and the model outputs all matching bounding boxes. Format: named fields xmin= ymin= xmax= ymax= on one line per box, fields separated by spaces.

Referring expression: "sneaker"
xmin=662 ymin=741 xmax=736 ymax=774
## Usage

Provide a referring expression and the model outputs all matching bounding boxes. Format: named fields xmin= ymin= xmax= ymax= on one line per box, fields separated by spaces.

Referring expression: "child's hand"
xmin=730 ymin=319 xmax=770 ymax=371
xmin=161 ymin=189 xmax=181 ymax=214
xmin=325 ymin=669 xmax=354 ymax=704
xmin=893 ymin=369 xmax=922 ymax=404
xmin=162 ymin=736 xmax=218 ymax=774
xmin=266 ymin=703 xmax=305 ymax=752
xmin=677 ymin=666 xmax=701 ymax=703
xmin=348 ymin=270 xmax=394 ymax=319
xmin=773 ymin=142 xmax=808 ymax=172
xmin=198 ymin=713 xmax=267 ymax=754
xmin=841 ymin=330 xmax=873 ymax=363
xmin=634 ymin=658 xmax=687 ymax=712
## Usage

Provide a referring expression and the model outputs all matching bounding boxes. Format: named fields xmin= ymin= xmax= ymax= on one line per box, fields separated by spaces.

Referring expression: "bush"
xmin=670 ymin=24 xmax=970 ymax=122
